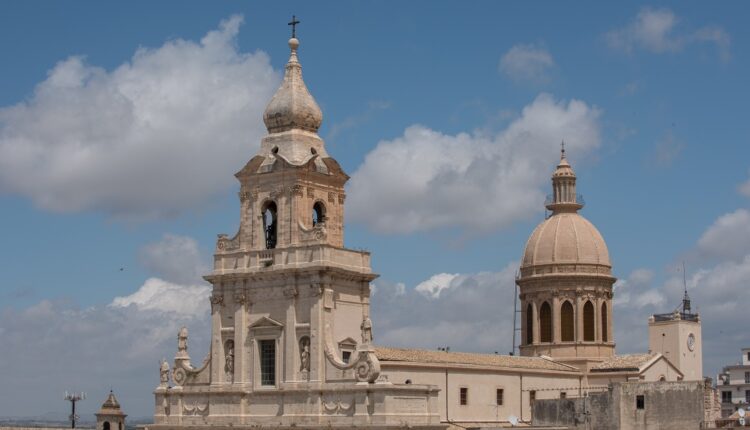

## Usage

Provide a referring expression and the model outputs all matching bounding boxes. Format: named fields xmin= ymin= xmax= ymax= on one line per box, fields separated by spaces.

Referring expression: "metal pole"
xmin=71 ymin=399 xmax=76 ymax=429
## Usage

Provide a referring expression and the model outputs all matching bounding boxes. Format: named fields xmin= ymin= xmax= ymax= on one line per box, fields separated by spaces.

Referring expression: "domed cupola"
xmin=263 ymin=37 xmax=323 ymax=134
xmin=517 ymin=145 xmax=616 ymax=361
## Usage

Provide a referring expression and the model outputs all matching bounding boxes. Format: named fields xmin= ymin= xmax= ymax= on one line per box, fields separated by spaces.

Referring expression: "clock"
xmin=687 ymin=333 xmax=695 ymax=351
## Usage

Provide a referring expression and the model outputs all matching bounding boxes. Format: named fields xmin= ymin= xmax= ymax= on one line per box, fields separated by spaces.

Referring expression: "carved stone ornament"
xmin=338 ymin=194 xmax=345 ymax=204
xmin=354 ymin=350 xmax=381 ymax=383
xmin=283 ymin=286 xmax=298 ymax=298
xmin=172 ymin=367 xmax=187 ymax=386
xmin=183 ymin=400 xmax=208 ymax=416
xmin=233 ymin=292 xmax=247 ymax=305
xmin=289 ymin=184 xmax=304 ymax=196
xmin=328 ymin=192 xmax=335 ymax=203
xmin=238 ymin=190 xmax=251 ymax=202
xmin=322 ymin=396 xmax=354 ymax=414
xmin=159 ymin=359 xmax=170 ymax=387
xmin=307 ymin=187 xmax=315 ymax=198
xmin=210 ymin=294 xmax=224 ymax=306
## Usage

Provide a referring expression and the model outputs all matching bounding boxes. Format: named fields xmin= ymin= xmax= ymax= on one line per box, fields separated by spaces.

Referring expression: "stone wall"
xmin=532 ymin=381 xmax=705 ymax=430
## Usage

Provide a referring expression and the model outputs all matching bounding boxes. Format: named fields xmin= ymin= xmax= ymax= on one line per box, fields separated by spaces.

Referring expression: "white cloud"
xmin=0 ymin=15 xmax=279 ymax=220
xmin=414 ymin=273 xmax=459 ymax=298
xmin=606 ymin=7 xmax=730 ymax=61
xmin=139 ymin=234 xmax=208 ymax=285
xmin=499 ymin=44 xmax=555 ymax=84
xmin=111 ymin=277 xmax=210 ymax=316
xmin=0 ymin=297 xmax=210 ymax=418
xmin=347 ymin=94 xmax=601 ymax=234
xmin=696 ymin=208 xmax=750 ymax=261
xmin=371 ymin=266 xmax=518 ymax=353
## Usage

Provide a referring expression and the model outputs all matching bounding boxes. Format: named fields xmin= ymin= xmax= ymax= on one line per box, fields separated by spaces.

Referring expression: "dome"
xmin=263 ymin=38 xmax=323 ymax=134
xmin=521 ymin=212 xmax=610 ymax=271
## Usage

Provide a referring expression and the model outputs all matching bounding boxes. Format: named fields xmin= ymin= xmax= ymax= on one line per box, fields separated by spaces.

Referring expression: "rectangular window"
xmin=496 ymin=389 xmax=504 ymax=406
xmin=722 ymin=391 xmax=732 ymax=403
xmin=459 ymin=387 xmax=468 ymax=405
xmin=747 ymin=352 xmax=750 ymax=361
xmin=636 ymin=395 xmax=645 ymax=410
xmin=745 ymin=372 xmax=750 ymax=383
xmin=529 ymin=390 xmax=536 ymax=403
xmin=560 ymin=392 xmax=567 ymax=399
xmin=342 ymin=351 xmax=351 ymax=363
xmin=260 ymin=339 xmax=276 ymax=386
xmin=746 ymin=390 xmax=750 ymax=404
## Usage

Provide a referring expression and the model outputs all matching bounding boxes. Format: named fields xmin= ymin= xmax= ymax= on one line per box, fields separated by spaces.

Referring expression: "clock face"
xmin=687 ymin=333 xmax=695 ymax=351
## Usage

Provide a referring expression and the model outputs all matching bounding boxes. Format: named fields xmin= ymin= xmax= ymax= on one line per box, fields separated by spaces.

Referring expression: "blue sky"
xmin=1 ymin=1 xmax=749 ymax=419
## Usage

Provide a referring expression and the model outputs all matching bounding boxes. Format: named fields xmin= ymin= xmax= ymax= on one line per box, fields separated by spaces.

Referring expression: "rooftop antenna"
xmin=63 ymin=391 xmax=86 ymax=429
xmin=681 ymin=261 xmax=691 ymax=313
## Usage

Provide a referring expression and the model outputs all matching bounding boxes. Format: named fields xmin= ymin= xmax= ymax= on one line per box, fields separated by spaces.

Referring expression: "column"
xmin=575 ymin=294 xmax=583 ymax=343
xmin=234 ymin=286 xmax=248 ymax=384
xmin=552 ymin=295 xmax=561 ymax=344
xmin=532 ymin=301 xmax=540 ymax=344
xmin=595 ymin=295 xmax=603 ymax=343
xmin=210 ymin=290 xmax=224 ymax=385
xmin=283 ymin=284 xmax=297 ymax=382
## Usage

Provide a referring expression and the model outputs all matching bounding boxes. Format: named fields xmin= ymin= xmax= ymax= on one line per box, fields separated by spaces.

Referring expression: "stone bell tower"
xmin=95 ymin=391 xmax=126 ymax=430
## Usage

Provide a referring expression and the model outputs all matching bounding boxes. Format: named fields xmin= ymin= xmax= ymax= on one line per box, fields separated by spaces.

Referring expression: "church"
xmin=145 ymin=31 xmax=705 ymax=429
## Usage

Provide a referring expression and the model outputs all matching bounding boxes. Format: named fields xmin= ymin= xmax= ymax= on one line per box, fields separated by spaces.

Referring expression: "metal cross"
xmin=288 ymin=15 xmax=300 ymax=38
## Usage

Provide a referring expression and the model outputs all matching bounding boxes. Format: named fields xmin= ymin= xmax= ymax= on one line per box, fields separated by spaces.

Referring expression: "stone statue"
xmin=361 ymin=317 xmax=373 ymax=344
xmin=300 ymin=337 xmax=310 ymax=372
xmin=225 ymin=341 xmax=234 ymax=381
xmin=177 ymin=326 xmax=189 ymax=354
xmin=159 ymin=359 xmax=170 ymax=386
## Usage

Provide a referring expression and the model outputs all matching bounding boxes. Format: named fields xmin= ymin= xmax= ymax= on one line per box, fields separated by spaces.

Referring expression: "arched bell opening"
xmin=539 ymin=301 xmax=552 ymax=343
xmin=262 ymin=201 xmax=278 ymax=249
xmin=583 ymin=300 xmax=595 ymax=341
xmin=312 ymin=201 xmax=326 ymax=226
xmin=561 ymin=300 xmax=575 ymax=342
xmin=525 ymin=303 xmax=534 ymax=345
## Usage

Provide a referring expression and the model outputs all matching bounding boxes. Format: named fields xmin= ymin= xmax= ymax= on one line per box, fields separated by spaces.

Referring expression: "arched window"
xmin=601 ymin=302 xmax=608 ymax=342
xmin=583 ymin=301 xmax=595 ymax=341
xmin=103 ymin=422 xmax=110 ymax=430
xmin=312 ymin=201 xmax=325 ymax=226
xmin=119 ymin=423 xmax=122 ymax=430
xmin=561 ymin=301 xmax=575 ymax=342
xmin=262 ymin=201 xmax=278 ymax=249
xmin=539 ymin=302 xmax=552 ymax=343
xmin=526 ymin=303 xmax=534 ymax=344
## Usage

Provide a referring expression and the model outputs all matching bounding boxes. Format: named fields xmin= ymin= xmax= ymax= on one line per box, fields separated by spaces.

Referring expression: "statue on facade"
xmin=300 ymin=337 xmax=310 ymax=372
xmin=225 ymin=340 xmax=235 ymax=382
xmin=361 ymin=317 xmax=373 ymax=344
xmin=159 ymin=359 xmax=170 ymax=387
xmin=177 ymin=326 xmax=189 ymax=357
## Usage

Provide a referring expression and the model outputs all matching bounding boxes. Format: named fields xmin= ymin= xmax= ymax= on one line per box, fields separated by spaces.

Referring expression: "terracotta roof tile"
xmin=590 ymin=353 xmax=657 ymax=372
xmin=374 ymin=346 xmax=579 ymax=372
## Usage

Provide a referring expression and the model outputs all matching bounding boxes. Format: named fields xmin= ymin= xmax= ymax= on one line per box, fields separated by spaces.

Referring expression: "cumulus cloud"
xmin=0 ymin=15 xmax=279 ymax=220
xmin=606 ymin=7 xmax=730 ymax=61
xmin=371 ymin=265 xmax=518 ymax=353
xmin=138 ymin=234 xmax=208 ymax=285
xmin=347 ymin=94 xmax=601 ymax=234
xmin=696 ymin=208 xmax=750 ymax=261
xmin=111 ymin=277 xmax=210 ymax=315
xmin=499 ymin=44 xmax=555 ymax=84
xmin=0 ymin=297 xmax=210 ymax=418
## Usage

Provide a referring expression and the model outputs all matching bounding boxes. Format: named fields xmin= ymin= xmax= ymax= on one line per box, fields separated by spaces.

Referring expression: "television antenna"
xmin=508 ymin=415 xmax=519 ymax=427
xmin=739 ymin=407 xmax=746 ymax=426
xmin=63 ymin=391 xmax=86 ymax=429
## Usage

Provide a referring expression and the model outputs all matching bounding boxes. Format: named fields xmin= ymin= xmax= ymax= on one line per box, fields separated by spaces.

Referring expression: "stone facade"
xmin=532 ymin=381 xmax=707 ymax=430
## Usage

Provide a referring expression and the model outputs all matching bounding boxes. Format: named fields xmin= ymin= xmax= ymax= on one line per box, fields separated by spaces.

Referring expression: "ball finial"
xmin=288 ymin=37 xmax=299 ymax=50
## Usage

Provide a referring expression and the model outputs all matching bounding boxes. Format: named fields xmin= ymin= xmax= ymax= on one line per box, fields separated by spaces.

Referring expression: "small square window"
xmin=342 ymin=351 xmax=351 ymax=363
xmin=560 ymin=392 xmax=567 ymax=399
xmin=496 ymin=389 xmax=504 ymax=406
xmin=636 ymin=395 xmax=645 ymax=410
xmin=460 ymin=387 xmax=468 ymax=405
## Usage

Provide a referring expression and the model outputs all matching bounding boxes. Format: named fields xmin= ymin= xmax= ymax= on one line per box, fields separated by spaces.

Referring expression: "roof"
xmin=96 ymin=391 xmax=126 ymax=417
xmin=374 ymin=346 xmax=579 ymax=373
xmin=590 ymin=353 xmax=658 ymax=372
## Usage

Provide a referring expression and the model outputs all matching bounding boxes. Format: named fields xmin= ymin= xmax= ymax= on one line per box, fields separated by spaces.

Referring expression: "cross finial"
xmin=561 ymin=140 xmax=566 ymax=159
xmin=288 ymin=15 xmax=300 ymax=39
